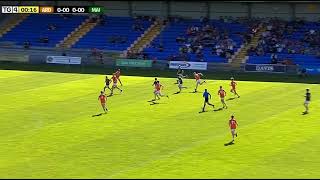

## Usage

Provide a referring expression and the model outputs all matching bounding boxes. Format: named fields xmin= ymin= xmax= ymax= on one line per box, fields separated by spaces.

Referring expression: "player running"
xmin=230 ymin=77 xmax=240 ymax=98
xmin=177 ymin=65 xmax=187 ymax=78
xmin=218 ymin=86 xmax=228 ymax=109
xmin=201 ymin=89 xmax=215 ymax=112
xmin=194 ymin=72 xmax=206 ymax=92
xmin=110 ymin=73 xmax=123 ymax=96
xmin=153 ymin=78 xmax=160 ymax=87
xmin=103 ymin=75 xmax=112 ymax=92
xmin=229 ymin=115 xmax=238 ymax=142
xmin=176 ymin=77 xmax=187 ymax=93
xmin=115 ymin=69 xmax=123 ymax=86
xmin=98 ymin=91 xmax=108 ymax=113
xmin=153 ymin=81 xmax=169 ymax=100
xmin=303 ymin=88 xmax=311 ymax=114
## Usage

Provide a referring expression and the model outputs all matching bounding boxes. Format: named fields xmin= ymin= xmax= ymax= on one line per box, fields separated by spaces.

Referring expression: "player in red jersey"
xmin=229 ymin=115 xmax=238 ymax=141
xmin=193 ymin=72 xmax=206 ymax=92
xmin=98 ymin=91 xmax=108 ymax=113
xmin=115 ymin=69 xmax=123 ymax=86
xmin=218 ymin=86 xmax=228 ymax=108
xmin=230 ymin=77 xmax=240 ymax=98
xmin=153 ymin=81 xmax=169 ymax=100
xmin=110 ymin=73 xmax=123 ymax=96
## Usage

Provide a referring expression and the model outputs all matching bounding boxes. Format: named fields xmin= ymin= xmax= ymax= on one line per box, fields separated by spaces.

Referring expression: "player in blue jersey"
xmin=202 ymin=89 xmax=214 ymax=112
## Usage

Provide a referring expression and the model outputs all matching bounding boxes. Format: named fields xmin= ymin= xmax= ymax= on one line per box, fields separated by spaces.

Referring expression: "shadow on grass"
xmin=224 ymin=140 xmax=235 ymax=146
xmin=214 ymin=108 xmax=223 ymax=112
xmin=107 ymin=94 xmax=121 ymax=97
xmin=302 ymin=112 xmax=309 ymax=115
xmin=92 ymin=113 xmax=103 ymax=117
xmin=150 ymin=101 xmax=160 ymax=105
xmin=226 ymin=97 xmax=236 ymax=101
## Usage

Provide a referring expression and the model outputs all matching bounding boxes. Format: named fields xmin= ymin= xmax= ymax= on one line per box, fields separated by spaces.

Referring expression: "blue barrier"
xmin=300 ymin=66 xmax=320 ymax=75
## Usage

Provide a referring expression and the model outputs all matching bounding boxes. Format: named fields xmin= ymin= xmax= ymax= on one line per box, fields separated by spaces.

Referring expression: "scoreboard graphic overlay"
xmin=1 ymin=6 xmax=105 ymax=14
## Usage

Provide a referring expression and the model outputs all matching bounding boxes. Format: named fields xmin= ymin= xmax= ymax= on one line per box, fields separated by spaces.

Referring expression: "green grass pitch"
xmin=0 ymin=69 xmax=319 ymax=178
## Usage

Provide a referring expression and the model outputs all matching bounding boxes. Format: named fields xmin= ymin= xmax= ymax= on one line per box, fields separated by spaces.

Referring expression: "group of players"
xmin=98 ymin=69 xmax=123 ymax=113
xmin=150 ymin=66 xmax=241 ymax=142
xmin=97 ymin=66 xmax=312 ymax=143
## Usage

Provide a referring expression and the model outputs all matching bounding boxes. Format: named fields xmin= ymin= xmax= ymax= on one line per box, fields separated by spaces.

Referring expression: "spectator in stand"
xmin=23 ymin=40 xmax=30 ymax=49
xmin=99 ymin=14 xmax=106 ymax=25
xmin=316 ymin=51 xmax=320 ymax=59
xmin=158 ymin=43 xmax=164 ymax=52
xmin=282 ymin=59 xmax=294 ymax=65
xmin=197 ymin=51 xmax=204 ymax=62
xmin=91 ymin=48 xmax=98 ymax=57
xmin=99 ymin=52 xmax=103 ymax=64
xmin=271 ymin=53 xmax=278 ymax=64
xmin=176 ymin=35 xmax=186 ymax=43
xmin=132 ymin=19 xmax=144 ymax=32
xmin=47 ymin=24 xmax=57 ymax=31
xmin=90 ymin=15 xmax=98 ymax=23
xmin=298 ymin=67 xmax=307 ymax=77
xmin=39 ymin=36 xmax=49 ymax=43
xmin=120 ymin=36 xmax=127 ymax=44
xmin=200 ymin=16 xmax=209 ymax=25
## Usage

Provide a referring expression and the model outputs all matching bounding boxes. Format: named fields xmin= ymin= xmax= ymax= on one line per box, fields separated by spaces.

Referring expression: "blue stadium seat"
xmin=0 ymin=14 xmax=87 ymax=47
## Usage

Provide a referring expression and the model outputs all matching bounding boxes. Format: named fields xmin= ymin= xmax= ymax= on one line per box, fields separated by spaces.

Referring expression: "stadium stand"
xmin=0 ymin=14 xmax=87 ymax=47
xmin=247 ymin=19 xmax=320 ymax=67
xmin=73 ymin=16 xmax=153 ymax=51
xmin=142 ymin=18 xmax=249 ymax=63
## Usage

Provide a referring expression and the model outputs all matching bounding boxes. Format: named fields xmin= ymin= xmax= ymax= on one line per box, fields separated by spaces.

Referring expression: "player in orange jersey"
xmin=230 ymin=77 xmax=240 ymax=98
xmin=115 ymin=69 xmax=123 ymax=86
xmin=110 ymin=73 xmax=123 ymax=96
xmin=193 ymin=72 xmax=206 ymax=92
xmin=229 ymin=115 xmax=238 ymax=141
xmin=98 ymin=91 xmax=108 ymax=113
xmin=218 ymin=86 xmax=228 ymax=109
xmin=153 ymin=81 xmax=169 ymax=100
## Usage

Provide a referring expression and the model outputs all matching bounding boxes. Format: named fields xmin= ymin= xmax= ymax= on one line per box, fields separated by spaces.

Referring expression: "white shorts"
xmin=231 ymin=129 xmax=236 ymax=133
xmin=178 ymin=84 xmax=182 ymax=88
xmin=196 ymin=79 xmax=201 ymax=85
xmin=304 ymin=101 xmax=310 ymax=105
xmin=154 ymin=90 xmax=160 ymax=95
xmin=113 ymin=82 xmax=117 ymax=87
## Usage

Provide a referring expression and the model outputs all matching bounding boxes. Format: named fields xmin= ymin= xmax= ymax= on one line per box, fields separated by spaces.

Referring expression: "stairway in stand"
xmin=229 ymin=24 xmax=267 ymax=70
xmin=56 ymin=18 xmax=100 ymax=49
xmin=122 ymin=20 xmax=166 ymax=57
xmin=0 ymin=14 xmax=29 ymax=37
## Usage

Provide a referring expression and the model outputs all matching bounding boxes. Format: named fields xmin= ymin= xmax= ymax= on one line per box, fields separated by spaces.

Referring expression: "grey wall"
xmin=210 ymin=2 xmax=249 ymax=19
xmin=296 ymin=3 xmax=320 ymax=21
xmin=251 ymin=3 xmax=292 ymax=20
xmin=95 ymin=1 xmax=130 ymax=17
xmin=170 ymin=1 xmax=207 ymax=19
xmin=96 ymin=1 xmax=320 ymax=21
xmin=132 ymin=1 xmax=162 ymax=16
